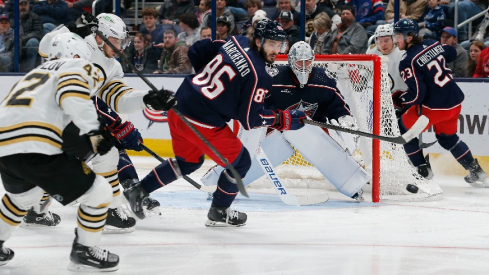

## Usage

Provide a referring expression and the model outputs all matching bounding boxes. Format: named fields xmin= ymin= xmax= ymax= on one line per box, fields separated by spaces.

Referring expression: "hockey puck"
xmin=406 ymin=184 xmax=419 ymax=194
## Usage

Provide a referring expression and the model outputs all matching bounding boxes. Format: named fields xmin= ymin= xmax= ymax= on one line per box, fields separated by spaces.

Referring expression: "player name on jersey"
xmin=416 ymin=44 xmax=445 ymax=67
xmin=222 ymin=40 xmax=250 ymax=77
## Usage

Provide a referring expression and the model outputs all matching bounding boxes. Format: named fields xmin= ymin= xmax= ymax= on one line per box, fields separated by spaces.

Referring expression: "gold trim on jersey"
xmin=57 ymin=78 xmax=90 ymax=91
xmin=99 ymin=81 xmax=133 ymax=112
xmin=0 ymin=136 xmax=62 ymax=149
xmin=58 ymin=92 xmax=91 ymax=109
xmin=0 ymin=121 xmax=62 ymax=149
xmin=0 ymin=121 xmax=62 ymax=137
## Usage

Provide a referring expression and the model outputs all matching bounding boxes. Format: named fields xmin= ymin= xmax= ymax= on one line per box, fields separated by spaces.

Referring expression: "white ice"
xmin=1 ymin=156 xmax=489 ymax=275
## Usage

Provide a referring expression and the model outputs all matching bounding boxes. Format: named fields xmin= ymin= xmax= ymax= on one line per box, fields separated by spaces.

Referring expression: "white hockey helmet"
xmin=288 ymin=41 xmax=315 ymax=86
xmin=96 ymin=13 xmax=130 ymax=49
xmin=44 ymin=32 xmax=91 ymax=61
xmin=374 ymin=24 xmax=394 ymax=39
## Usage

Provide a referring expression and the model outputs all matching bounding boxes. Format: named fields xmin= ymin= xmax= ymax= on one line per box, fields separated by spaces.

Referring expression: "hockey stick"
xmin=303 ymin=115 xmax=429 ymax=144
xmin=418 ymin=108 xmax=437 ymax=149
xmin=96 ymin=30 xmax=248 ymax=198
xmin=256 ymin=149 xmax=329 ymax=206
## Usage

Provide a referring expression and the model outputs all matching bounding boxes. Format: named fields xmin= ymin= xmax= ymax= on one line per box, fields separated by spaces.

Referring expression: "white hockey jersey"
xmin=0 ymin=59 xmax=101 ymax=157
xmin=366 ymin=44 xmax=408 ymax=93
xmin=39 ymin=26 xmax=148 ymax=114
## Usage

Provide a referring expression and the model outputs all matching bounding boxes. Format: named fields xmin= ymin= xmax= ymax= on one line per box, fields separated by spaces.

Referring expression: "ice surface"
xmin=1 ymin=156 xmax=489 ymax=275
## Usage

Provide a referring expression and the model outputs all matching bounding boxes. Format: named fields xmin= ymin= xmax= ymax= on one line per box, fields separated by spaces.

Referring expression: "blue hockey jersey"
xmin=398 ymin=39 xmax=464 ymax=110
xmin=267 ymin=66 xmax=351 ymax=123
xmin=175 ymin=35 xmax=276 ymax=130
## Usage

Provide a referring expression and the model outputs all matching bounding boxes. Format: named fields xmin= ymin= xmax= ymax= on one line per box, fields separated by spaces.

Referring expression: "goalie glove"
xmin=143 ymin=89 xmax=177 ymax=111
xmin=272 ymin=110 xmax=306 ymax=131
xmin=110 ymin=118 xmax=143 ymax=151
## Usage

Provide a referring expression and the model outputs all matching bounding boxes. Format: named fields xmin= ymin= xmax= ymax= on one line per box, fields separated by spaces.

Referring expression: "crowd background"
xmin=2 ymin=0 xmax=489 ymax=77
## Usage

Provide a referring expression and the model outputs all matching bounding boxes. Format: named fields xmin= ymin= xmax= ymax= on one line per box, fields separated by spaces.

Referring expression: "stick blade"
xmin=401 ymin=115 xmax=429 ymax=143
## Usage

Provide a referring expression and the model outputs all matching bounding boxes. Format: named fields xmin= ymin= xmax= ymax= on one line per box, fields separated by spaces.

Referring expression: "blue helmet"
xmin=393 ymin=18 xmax=419 ymax=38
xmin=253 ymin=19 xmax=287 ymax=43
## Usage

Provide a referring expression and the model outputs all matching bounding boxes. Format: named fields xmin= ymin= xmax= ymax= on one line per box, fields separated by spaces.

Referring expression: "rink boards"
xmin=1 ymin=74 xmax=488 ymax=175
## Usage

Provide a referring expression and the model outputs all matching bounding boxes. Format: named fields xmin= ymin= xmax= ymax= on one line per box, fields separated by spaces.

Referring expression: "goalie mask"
xmin=96 ymin=13 xmax=130 ymax=50
xmin=44 ymin=32 xmax=91 ymax=61
xmin=288 ymin=41 xmax=315 ymax=86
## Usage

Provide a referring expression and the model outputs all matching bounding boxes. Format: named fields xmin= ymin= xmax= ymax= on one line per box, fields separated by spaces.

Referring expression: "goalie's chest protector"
xmin=270 ymin=67 xmax=350 ymax=122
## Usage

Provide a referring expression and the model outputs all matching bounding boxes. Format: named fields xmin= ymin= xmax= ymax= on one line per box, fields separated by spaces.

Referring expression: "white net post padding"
xmin=247 ymin=54 xmax=443 ymax=202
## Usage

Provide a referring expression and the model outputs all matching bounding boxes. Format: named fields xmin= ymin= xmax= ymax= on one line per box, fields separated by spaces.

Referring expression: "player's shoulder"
xmin=366 ymin=43 xmax=378 ymax=54
xmin=38 ymin=58 xmax=94 ymax=74
xmin=309 ymin=66 xmax=335 ymax=85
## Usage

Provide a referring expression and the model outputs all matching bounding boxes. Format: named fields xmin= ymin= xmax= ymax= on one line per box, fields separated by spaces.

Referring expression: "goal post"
xmin=267 ymin=54 xmax=443 ymax=202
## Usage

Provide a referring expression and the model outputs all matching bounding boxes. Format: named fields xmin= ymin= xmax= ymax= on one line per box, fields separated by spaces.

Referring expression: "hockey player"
xmin=392 ymin=18 xmax=488 ymax=186
xmin=366 ymin=24 xmax=408 ymax=94
xmin=123 ymin=20 xmax=307 ymax=227
xmin=201 ymin=42 xmax=370 ymax=201
xmin=37 ymin=12 xmax=174 ymax=232
xmin=0 ymin=33 xmax=119 ymax=271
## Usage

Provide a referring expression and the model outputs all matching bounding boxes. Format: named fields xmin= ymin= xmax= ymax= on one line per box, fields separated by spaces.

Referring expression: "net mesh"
xmin=248 ymin=55 xmax=443 ymax=201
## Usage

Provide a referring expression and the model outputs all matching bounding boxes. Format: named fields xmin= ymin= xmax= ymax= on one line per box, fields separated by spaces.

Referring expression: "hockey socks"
xmin=117 ymin=150 xmax=139 ymax=182
xmin=212 ymin=171 xmax=239 ymax=208
xmin=436 ymin=133 xmax=474 ymax=169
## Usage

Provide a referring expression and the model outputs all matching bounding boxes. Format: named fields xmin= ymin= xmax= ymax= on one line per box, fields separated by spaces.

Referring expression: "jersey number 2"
xmin=427 ymin=55 xmax=451 ymax=87
xmin=6 ymin=72 xmax=50 ymax=107
xmin=192 ymin=54 xmax=237 ymax=100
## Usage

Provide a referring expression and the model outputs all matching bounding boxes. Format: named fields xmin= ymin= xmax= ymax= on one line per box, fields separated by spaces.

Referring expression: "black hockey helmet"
xmin=393 ymin=18 xmax=419 ymax=38
xmin=253 ymin=19 xmax=287 ymax=43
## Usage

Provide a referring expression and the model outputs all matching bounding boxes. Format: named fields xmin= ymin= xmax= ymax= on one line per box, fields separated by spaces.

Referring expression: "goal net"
xmin=248 ymin=54 xmax=443 ymax=202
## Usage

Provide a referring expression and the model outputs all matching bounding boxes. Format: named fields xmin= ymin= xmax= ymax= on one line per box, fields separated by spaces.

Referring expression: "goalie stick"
xmin=96 ymin=30 xmax=248 ymax=198
xmin=255 ymin=149 xmax=329 ymax=206
xmin=303 ymin=115 xmax=429 ymax=144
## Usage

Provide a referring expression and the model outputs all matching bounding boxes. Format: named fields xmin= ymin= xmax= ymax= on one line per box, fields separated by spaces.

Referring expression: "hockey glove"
xmin=110 ymin=119 xmax=144 ymax=151
xmin=66 ymin=12 xmax=98 ymax=38
xmin=272 ymin=110 xmax=306 ymax=131
xmin=62 ymin=121 xmax=116 ymax=161
xmin=392 ymin=91 xmax=408 ymax=119
xmin=143 ymin=89 xmax=177 ymax=111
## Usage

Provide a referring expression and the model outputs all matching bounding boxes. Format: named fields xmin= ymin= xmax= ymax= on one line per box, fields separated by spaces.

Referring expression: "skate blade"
xmin=20 ymin=221 xmax=58 ymax=228
xmin=467 ymin=180 xmax=489 ymax=188
xmin=68 ymin=262 xmax=118 ymax=272
xmin=144 ymin=207 xmax=162 ymax=218
xmin=204 ymin=220 xmax=246 ymax=227
xmin=0 ymin=259 xmax=12 ymax=266
xmin=102 ymin=225 xmax=136 ymax=234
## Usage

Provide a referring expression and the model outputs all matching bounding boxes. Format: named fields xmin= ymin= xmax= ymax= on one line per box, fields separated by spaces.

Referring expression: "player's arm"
xmin=396 ymin=59 xmax=426 ymax=108
xmin=318 ymin=81 xmax=352 ymax=122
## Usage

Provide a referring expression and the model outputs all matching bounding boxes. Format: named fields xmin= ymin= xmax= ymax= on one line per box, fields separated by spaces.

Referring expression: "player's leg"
xmin=22 ymin=191 xmax=61 ymax=227
xmin=399 ymin=106 xmax=433 ymax=179
xmin=117 ymin=149 xmax=160 ymax=216
xmin=430 ymin=107 xmax=488 ymax=186
xmin=283 ymin=124 xmax=370 ymax=200
xmin=91 ymin=147 xmax=136 ymax=233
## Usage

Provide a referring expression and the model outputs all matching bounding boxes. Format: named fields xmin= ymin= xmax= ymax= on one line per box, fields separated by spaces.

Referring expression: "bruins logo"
xmin=305 ymin=19 xmax=315 ymax=37
xmin=81 ymin=162 xmax=93 ymax=175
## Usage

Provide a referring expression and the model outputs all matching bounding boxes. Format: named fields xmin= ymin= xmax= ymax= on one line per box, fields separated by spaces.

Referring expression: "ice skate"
xmin=142 ymin=196 xmax=161 ymax=216
xmin=465 ymin=159 xmax=488 ymax=188
xmin=205 ymin=205 xmax=247 ymax=227
xmin=103 ymin=207 xmax=136 ymax=234
xmin=22 ymin=207 xmax=61 ymax=227
xmin=121 ymin=179 xmax=148 ymax=220
xmin=351 ymin=189 xmax=364 ymax=202
xmin=0 ymin=241 xmax=14 ymax=266
xmin=417 ymin=155 xmax=434 ymax=180
xmin=68 ymin=229 xmax=119 ymax=272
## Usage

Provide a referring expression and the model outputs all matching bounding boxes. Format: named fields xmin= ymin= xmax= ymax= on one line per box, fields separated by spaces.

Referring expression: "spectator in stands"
xmin=0 ymin=13 xmax=13 ymax=72
xmin=196 ymin=0 xmax=211 ymax=24
xmin=216 ymin=15 xmax=231 ymax=40
xmin=31 ymin=0 xmax=70 ymax=34
xmin=178 ymin=13 xmax=200 ymax=46
xmin=473 ymin=46 xmax=489 ymax=77
xmin=245 ymin=10 xmax=268 ymax=38
xmin=305 ymin=0 xmax=338 ymax=37
xmin=461 ymin=11 xmax=489 ymax=52
xmin=323 ymin=5 xmax=368 ymax=54
xmin=14 ymin=0 xmax=43 ymax=72
xmin=278 ymin=11 xmax=300 ymax=46
xmin=64 ymin=0 xmax=93 ymax=22
xmin=468 ymin=40 xmax=485 ymax=76
xmin=200 ymin=26 xmax=212 ymax=39
xmin=140 ymin=8 xmax=164 ymax=55
xmin=159 ymin=0 xmax=196 ymax=25
xmin=442 ymin=0 xmax=487 ymax=41
xmin=200 ymin=0 xmax=236 ymax=34
xmin=274 ymin=0 xmax=300 ymax=26
xmin=309 ymin=12 xmax=332 ymax=54
xmin=123 ymin=33 xmax=159 ymax=74
xmin=385 ymin=0 xmax=427 ymax=23
xmin=418 ymin=0 xmax=446 ymax=39
xmin=345 ymin=0 xmax=385 ymax=30
xmin=154 ymin=29 xmax=192 ymax=74
xmin=240 ymin=0 xmax=262 ymax=34
xmin=263 ymin=0 xmax=277 ymax=7
xmin=440 ymin=27 xmax=468 ymax=77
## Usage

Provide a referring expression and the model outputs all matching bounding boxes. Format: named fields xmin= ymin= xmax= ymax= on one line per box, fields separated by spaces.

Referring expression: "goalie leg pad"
xmin=283 ymin=124 xmax=370 ymax=198
xmin=436 ymin=133 xmax=474 ymax=169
